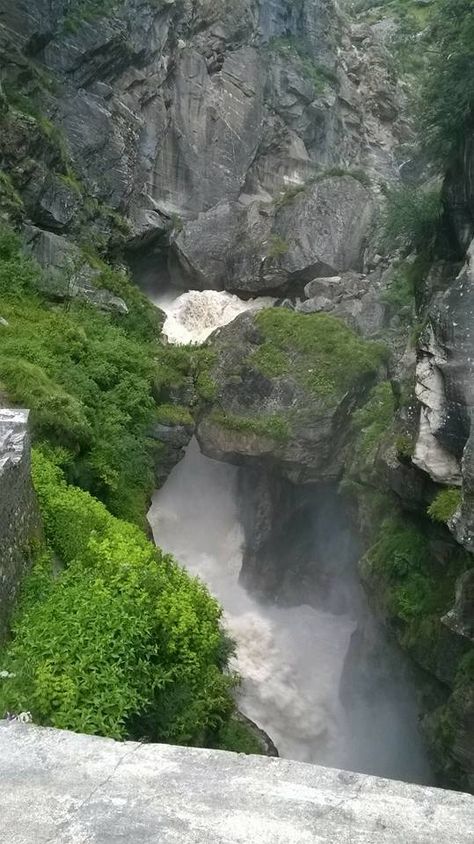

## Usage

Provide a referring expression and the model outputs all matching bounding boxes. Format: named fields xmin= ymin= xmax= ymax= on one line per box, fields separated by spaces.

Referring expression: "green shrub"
xmin=267 ymin=235 xmax=289 ymax=258
xmin=427 ymin=488 xmax=462 ymax=523
xmin=420 ymin=0 xmax=474 ymax=165
xmin=0 ymin=453 xmax=235 ymax=743
xmin=155 ymin=404 xmax=194 ymax=426
xmin=352 ymin=382 xmax=396 ymax=461
xmin=214 ymin=717 xmax=265 ymax=755
xmin=380 ymin=184 xmax=442 ymax=252
xmin=363 ymin=517 xmax=468 ymax=627
xmin=395 ymin=433 xmax=415 ymax=458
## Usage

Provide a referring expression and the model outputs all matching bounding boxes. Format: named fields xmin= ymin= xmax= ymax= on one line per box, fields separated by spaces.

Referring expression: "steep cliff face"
xmin=0 ymin=0 xmax=405 ymax=293
xmin=1 ymin=0 xmax=473 ymax=793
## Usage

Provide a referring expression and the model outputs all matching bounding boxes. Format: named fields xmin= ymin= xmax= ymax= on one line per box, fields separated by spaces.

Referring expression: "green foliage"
xmin=252 ymin=309 xmax=386 ymax=403
xmin=364 ymin=518 xmax=438 ymax=622
xmin=91 ymin=263 xmax=162 ymax=342
xmin=0 ymin=226 xmax=157 ymax=524
xmin=427 ymin=488 xmax=462 ymax=524
xmin=352 ymin=382 xmax=396 ymax=461
xmin=267 ymin=235 xmax=289 ymax=258
xmin=363 ymin=517 xmax=469 ymax=630
xmin=214 ymin=717 xmax=265 ymax=755
xmin=210 ymin=410 xmax=290 ymax=443
xmin=0 ymin=453 xmax=235 ymax=742
xmin=62 ymin=0 xmax=121 ymax=33
xmin=155 ymin=404 xmax=194 ymax=426
xmin=420 ymin=0 xmax=474 ymax=164
xmin=395 ymin=433 xmax=415 ymax=458
xmin=380 ymin=185 xmax=442 ymax=253
xmin=0 ymin=171 xmax=24 ymax=222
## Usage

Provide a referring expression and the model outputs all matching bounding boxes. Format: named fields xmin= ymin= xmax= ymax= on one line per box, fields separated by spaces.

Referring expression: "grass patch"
xmin=252 ymin=309 xmax=386 ymax=403
xmin=155 ymin=404 xmax=194 ymax=427
xmin=210 ymin=410 xmax=290 ymax=443
xmin=428 ymin=488 xmax=462 ymax=523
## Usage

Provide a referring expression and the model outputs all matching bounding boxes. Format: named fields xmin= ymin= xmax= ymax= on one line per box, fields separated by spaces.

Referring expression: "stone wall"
xmin=0 ymin=409 xmax=39 ymax=640
xmin=1 ymin=721 xmax=473 ymax=843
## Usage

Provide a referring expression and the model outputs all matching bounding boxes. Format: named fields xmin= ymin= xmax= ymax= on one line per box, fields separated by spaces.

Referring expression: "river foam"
xmin=152 ymin=289 xmax=274 ymax=344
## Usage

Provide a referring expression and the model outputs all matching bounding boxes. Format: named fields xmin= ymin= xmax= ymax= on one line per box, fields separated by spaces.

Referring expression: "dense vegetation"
xmin=420 ymin=0 xmax=474 ymax=165
xmin=0 ymin=225 xmax=262 ymax=753
xmin=0 ymin=452 xmax=235 ymax=742
xmin=0 ymin=227 xmax=158 ymax=525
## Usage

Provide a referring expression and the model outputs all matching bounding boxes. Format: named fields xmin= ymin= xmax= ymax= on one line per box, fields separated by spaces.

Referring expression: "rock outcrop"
xmin=0 ymin=0 xmax=405 ymax=295
xmin=196 ymin=307 xmax=385 ymax=483
xmin=0 ymin=409 xmax=39 ymax=640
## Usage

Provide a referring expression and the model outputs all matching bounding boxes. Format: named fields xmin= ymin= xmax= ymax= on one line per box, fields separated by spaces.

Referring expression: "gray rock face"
xmin=412 ymin=242 xmax=474 ymax=549
xmin=23 ymin=227 xmax=129 ymax=314
xmin=1 ymin=721 xmax=474 ymax=843
xmin=0 ymin=410 xmax=39 ymax=641
xmin=0 ymin=0 xmax=405 ymax=294
xmin=297 ymin=269 xmax=387 ymax=336
xmin=196 ymin=310 xmax=381 ymax=483
xmin=149 ymin=419 xmax=195 ymax=486
xmin=171 ymin=176 xmax=374 ymax=294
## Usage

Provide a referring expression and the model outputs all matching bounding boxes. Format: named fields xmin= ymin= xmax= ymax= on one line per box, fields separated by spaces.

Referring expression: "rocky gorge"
xmin=0 ymin=0 xmax=473 ymax=804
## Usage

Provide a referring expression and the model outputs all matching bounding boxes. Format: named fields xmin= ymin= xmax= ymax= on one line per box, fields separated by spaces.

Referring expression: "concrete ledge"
xmin=1 ymin=721 xmax=473 ymax=843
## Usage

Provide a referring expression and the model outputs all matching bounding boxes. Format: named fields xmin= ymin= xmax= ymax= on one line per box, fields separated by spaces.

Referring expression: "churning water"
xmin=153 ymin=289 xmax=275 ymax=345
xmin=149 ymin=438 xmax=353 ymax=765
xmin=148 ymin=290 xmax=432 ymax=782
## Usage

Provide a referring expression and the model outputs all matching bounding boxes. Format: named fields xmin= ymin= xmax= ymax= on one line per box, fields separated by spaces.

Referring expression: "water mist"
xmin=148 ymin=290 xmax=432 ymax=783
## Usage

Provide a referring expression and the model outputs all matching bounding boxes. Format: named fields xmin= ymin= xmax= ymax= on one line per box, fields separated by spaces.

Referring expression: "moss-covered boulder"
xmin=196 ymin=308 xmax=386 ymax=482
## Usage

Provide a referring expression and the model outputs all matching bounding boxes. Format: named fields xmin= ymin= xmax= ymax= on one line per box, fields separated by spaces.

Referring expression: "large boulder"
xmin=196 ymin=307 xmax=385 ymax=483
xmin=171 ymin=176 xmax=374 ymax=294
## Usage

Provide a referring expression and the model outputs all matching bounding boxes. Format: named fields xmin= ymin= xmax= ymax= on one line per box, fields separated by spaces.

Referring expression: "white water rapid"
xmin=149 ymin=438 xmax=353 ymax=765
xmin=153 ymin=289 xmax=275 ymax=345
xmin=148 ymin=290 xmax=432 ymax=782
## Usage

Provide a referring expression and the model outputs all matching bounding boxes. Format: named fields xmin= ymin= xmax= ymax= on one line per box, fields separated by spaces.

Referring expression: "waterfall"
xmin=148 ymin=290 xmax=432 ymax=782
xmin=152 ymin=289 xmax=275 ymax=344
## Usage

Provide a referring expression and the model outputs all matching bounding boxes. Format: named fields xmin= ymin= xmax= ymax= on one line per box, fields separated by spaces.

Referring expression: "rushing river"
xmin=148 ymin=289 xmax=432 ymax=782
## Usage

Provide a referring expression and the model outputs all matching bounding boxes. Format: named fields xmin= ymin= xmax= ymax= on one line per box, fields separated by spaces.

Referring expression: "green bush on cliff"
xmin=420 ymin=0 xmax=474 ymax=164
xmin=352 ymin=382 xmax=396 ymax=461
xmin=427 ymin=488 xmax=462 ymax=523
xmin=210 ymin=410 xmax=290 ymax=443
xmin=0 ymin=452 xmax=235 ymax=743
xmin=380 ymin=184 xmax=442 ymax=253
xmin=362 ymin=517 xmax=470 ymax=633
xmin=252 ymin=309 xmax=385 ymax=403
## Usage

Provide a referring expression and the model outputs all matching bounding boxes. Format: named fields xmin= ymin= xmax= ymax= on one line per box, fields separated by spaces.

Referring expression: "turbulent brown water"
xmin=148 ymin=290 xmax=432 ymax=782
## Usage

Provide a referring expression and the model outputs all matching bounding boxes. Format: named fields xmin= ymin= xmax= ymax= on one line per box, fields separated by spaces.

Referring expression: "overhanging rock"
xmin=1 ymin=721 xmax=473 ymax=843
